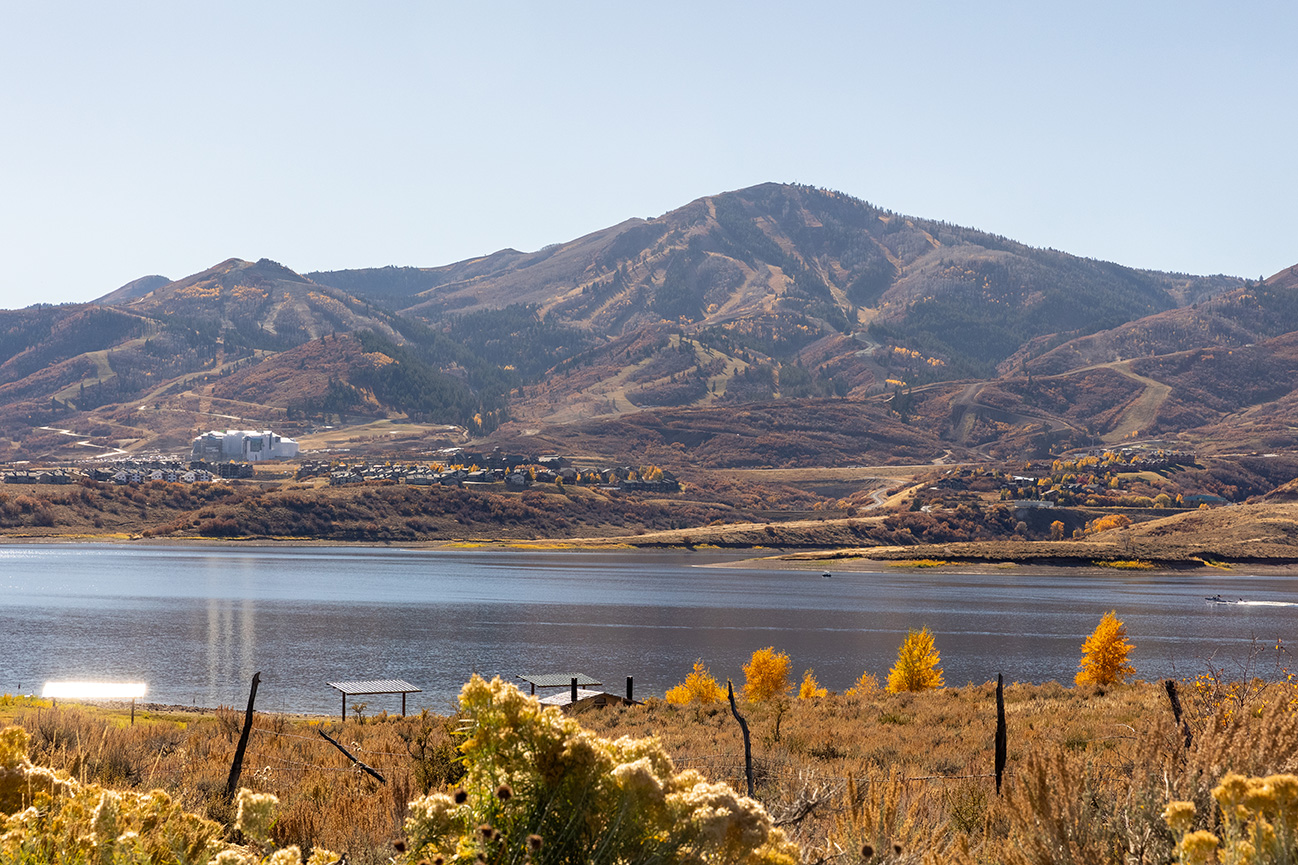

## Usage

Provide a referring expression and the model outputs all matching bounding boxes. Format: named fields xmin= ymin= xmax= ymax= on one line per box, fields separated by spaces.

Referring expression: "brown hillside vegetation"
xmin=757 ymin=500 xmax=1298 ymax=567
xmin=105 ymin=257 xmax=403 ymax=346
xmin=0 ymin=477 xmax=832 ymax=542
xmin=0 ymin=187 xmax=1293 ymax=495
xmin=1009 ymin=266 xmax=1298 ymax=379
xmin=210 ymin=333 xmax=376 ymax=410
xmin=533 ymin=399 xmax=947 ymax=470
xmin=8 ymin=673 xmax=1298 ymax=865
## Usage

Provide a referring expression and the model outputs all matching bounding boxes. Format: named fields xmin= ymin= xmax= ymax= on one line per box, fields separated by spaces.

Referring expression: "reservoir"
xmin=1 ymin=544 xmax=1295 ymax=715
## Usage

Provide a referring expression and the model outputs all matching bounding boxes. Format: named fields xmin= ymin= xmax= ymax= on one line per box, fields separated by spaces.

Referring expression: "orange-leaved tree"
xmin=887 ymin=627 xmax=944 ymax=693
xmin=1085 ymin=514 xmax=1132 ymax=535
xmin=797 ymin=669 xmax=827 ymax=700
xmin=743 ymin=647 xmax=792 ymax=701
xmin=1076 ymin=610 xmax=1135 ymax=685
xmin=845 ymin=671 xmax=879 ymax=697
xmin=665 ymin=659 xmax=725 ymax=705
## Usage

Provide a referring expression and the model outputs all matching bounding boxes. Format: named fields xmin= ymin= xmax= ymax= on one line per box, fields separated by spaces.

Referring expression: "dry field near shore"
xmin=6 ymin=672 xmax=1298 ymax=864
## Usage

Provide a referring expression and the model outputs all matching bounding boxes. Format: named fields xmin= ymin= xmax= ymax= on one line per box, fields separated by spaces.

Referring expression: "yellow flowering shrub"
xmin=665 ymin=659 xmax=725 ymax=705
xmin=1165 ymin=772 xmax=1298 ymax=864
xmin=401 ymin=675 xmax=798 ymax=865
xmin=0 ymin=726 xmax=339 ymax=865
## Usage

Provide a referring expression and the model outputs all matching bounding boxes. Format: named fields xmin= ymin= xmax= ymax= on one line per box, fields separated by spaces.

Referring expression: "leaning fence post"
xmin=225 ymin=671 xmax=261 ymax=801
xmin=1165 ymin=679 xmax=1193 ymax=750
xmin=317 ymin=728 xmax=387 ymax=784
xmin=727 ymin=679 xmax=755 ymax=798
xmin=995 ymin=673 xmax=1007 ymax=795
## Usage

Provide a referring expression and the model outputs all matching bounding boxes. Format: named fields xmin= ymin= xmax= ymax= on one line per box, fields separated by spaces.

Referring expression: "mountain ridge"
xmin=0 ymin=181 xmax=1293 ymax=472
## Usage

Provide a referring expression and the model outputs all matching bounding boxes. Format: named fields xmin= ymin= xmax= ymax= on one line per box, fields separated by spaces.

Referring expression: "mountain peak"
xmin=95 ymin=274 xmax=171 ymax=306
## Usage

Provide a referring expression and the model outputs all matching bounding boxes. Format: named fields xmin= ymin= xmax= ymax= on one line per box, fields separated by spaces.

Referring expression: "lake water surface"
xmin=2 ymin=544 xmax=1296 ymax=715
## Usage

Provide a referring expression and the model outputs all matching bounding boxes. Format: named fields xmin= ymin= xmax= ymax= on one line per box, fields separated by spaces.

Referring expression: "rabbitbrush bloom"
xmin=1162 ymin=800 xmax=1196 ymax=833
xmin=235 ymin=788 xmax=279 ymax=842
xmin=1168 ymin=771 xmax=1298 ymax=865
xmin=399 ymin=675 xmax=798 ymax=865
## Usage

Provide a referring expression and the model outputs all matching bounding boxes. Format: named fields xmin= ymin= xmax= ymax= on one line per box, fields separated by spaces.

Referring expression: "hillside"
xmin=1005 ymin=265 xmax=1298 ymax=377
xmin=103 ymin=257 xmax=404 ymax=351
xmin=314 ymin=183 xmax=1240 ymax=379
xmin=0 ymin=183 xmax=1295 ymax=482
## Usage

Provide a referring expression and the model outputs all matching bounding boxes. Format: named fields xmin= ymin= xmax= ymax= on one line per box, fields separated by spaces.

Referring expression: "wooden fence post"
xmin=995 ymin=673 xmax=1007 ymax=795
xmin=1165 ymin=679 xmax=1193 ymax=750
xmin=225 ymin=672 xmax=261 ymax=801
xmin=317 ymin=728 xmax=387 ymax=784
xmin=727 ymin=679 xmax=755 ymax=799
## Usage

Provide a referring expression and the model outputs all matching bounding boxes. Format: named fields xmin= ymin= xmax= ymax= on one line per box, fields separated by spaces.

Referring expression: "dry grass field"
xmin=6 ymin=668 xmax=1298 ymax=864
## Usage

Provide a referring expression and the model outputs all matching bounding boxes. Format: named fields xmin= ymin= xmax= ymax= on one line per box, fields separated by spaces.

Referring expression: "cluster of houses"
xmin=921 ymin=446 xmax=1224 ymax=510
xmin=3 ymin=469 xmax=77 ymax=485
xmin=299 ymin=449 xmax=681 ymax=493
xmin=3 ymin=440 xmax=683 ymax=495
xmin=2 ymin=460 xmax=222 ymax=486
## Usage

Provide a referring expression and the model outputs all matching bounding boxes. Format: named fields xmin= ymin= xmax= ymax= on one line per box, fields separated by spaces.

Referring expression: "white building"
xmin=191 ymin=429 xmax=299 ymax=463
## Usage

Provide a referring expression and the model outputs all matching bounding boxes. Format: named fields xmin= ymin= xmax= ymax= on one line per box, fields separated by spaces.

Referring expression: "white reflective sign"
xmin=42 ymin=681 xmax=148 ymax=700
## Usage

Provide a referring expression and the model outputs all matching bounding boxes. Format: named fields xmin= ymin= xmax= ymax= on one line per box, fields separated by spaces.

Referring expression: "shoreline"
xmin=715 ymin=553 xmax=1298 ymax=578
xmin=4 ymin=532 xmax=1298 ymax=575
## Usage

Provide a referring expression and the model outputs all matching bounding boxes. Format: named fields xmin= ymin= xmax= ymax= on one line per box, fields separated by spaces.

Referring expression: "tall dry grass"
xmin=9 ymin=701 xmax=462 ymax=863
xmin=579 ymin=680 xmax=1298 ymax=863
xmin=7 ymin=676 xmax=1298 ymax=864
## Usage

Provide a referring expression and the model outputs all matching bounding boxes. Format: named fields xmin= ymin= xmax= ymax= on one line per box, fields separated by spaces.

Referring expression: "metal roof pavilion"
xmin=327 ymin=679 xmax=421 ymax=723
xmin=516 ymin=672 xmax=601 ymax=694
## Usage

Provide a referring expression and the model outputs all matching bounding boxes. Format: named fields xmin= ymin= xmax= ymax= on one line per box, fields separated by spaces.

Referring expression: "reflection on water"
xmin=1 ymin=544 xmax=1297 ymax=714
xmin=207 ymin=598 xmax=256 ymax=708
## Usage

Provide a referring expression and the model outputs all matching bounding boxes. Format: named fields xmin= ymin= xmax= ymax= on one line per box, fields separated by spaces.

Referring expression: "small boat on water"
xmin=1205 ymin=595 xmax=1245 ymax=604
xmin=821 ymin=572 xmax=832 ymax=579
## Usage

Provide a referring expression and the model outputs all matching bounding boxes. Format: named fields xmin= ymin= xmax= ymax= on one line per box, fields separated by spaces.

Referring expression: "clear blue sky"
xmin=2 ymin=2 xmax=1294 ymax=310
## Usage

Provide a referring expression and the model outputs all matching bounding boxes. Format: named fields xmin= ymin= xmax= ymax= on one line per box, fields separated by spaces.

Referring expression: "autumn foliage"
xmin=797 ymin=670 xmax=827 ymax=700
xmin=743 ymin=647 xmax=792 ymax=701
xmin=664 ymin=659 xmax=725 ymax=705
xmin=1085 ymin=514 xmax=1133 ymax=535
xmin=887 ymin=627 xmax=944 ymax=693
xmin=1076 ymin=610 xmax=1136 ymax=685
xmin=845 ymin=671 xmax=880 ymax=696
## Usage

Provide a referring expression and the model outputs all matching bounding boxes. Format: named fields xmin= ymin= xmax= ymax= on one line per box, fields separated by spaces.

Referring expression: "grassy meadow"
xmin=5 ymin=670 xmax=1298 ymax=864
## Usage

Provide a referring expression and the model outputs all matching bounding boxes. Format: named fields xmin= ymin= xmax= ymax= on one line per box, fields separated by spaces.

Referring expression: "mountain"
xmin=96 ymin=274 xmax=171 ymax=305
xmin=0 ymin=183 xmax=1293 ymax=471
xmin=312 ymin=183 xmax=1240 ymax=377
xmin=1004 ymin=265 xmax=1298 ymax=377
xmin=106 ymin=257 xmax=404 ymax=351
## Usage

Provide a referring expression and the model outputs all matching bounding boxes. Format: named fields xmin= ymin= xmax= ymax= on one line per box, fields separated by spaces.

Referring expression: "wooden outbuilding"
xmin=517 ymin=672 xmax=639 ymax=713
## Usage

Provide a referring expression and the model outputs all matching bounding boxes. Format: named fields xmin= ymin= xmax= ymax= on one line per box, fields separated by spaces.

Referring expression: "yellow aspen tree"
xmin=845 ymin=671 xmax=879 ymax=697
xmin=743 ymin=647 xmax=792 ymax=701
xmin=887 ymin=627 xmax=944 ymax=693
xmin=664 ymin=659 xmax=725 ymax=705
xmin=797 ymin=669 xmax=827 ymax=700
xmin=1076 ymin=610 xmax=1135 ymax=685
